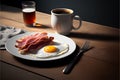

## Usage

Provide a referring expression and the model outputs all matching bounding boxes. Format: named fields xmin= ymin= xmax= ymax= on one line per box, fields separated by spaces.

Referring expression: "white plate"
xmin=5 ymin=32 xmax=76 ymax=61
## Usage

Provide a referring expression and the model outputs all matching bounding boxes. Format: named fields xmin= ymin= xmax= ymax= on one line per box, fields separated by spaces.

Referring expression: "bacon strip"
xmin=15 ymin=32 xmax=54 ymax=54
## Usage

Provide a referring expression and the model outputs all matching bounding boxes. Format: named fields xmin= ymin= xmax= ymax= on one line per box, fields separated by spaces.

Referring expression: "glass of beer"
xmin=22 ymin=1 xmax=36 ymax=27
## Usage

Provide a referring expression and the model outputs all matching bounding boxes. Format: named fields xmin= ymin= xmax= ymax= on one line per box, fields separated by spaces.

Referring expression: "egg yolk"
xmin=44 ymin=46 xmax=57 ymax=53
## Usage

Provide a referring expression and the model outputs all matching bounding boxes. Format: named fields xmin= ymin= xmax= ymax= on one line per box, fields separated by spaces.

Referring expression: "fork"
xmin=63 ymin=41 xmax=90 ymax=74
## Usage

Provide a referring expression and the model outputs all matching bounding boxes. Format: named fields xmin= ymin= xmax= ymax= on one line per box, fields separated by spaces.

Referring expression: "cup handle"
xmin=72 ymin=15 xmax=82 ymax=30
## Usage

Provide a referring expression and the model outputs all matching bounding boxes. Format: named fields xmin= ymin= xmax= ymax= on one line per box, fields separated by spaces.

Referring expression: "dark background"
xmin=1 ymin=0 xmax=119 ymax=28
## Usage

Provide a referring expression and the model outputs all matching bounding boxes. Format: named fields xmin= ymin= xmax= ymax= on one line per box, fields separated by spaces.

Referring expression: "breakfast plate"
xmin=5 ymin=32 xmax=76 ymax=61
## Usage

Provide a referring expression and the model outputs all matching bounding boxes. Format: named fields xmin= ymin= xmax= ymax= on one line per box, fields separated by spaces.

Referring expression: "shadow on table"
xmin=14 ymin=45 xmax=81 ymax=68
xmin=68 ymin=32 xmax=119 ymax=41
xmin=24 ymin=23 xmax=51 ymax=29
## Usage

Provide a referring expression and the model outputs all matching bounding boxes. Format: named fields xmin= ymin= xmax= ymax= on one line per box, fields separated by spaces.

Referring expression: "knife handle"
xmin=63 ymin=54 xmax=80 ymax=74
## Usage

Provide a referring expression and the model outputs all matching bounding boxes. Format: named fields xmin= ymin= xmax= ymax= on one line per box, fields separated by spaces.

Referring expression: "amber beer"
xmin=22 ymin=8 xmax=36 ymax=26
xmin=22 ymin=1 xmax=36 ymax=27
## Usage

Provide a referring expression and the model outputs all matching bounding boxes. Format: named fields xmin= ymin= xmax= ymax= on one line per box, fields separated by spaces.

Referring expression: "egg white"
xmin=36 ymin=43 xmax=69 ymax=58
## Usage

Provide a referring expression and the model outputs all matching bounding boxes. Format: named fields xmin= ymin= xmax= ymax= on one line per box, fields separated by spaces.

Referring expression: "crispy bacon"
xmin=15 ymin=32 xmax=54 ymax=54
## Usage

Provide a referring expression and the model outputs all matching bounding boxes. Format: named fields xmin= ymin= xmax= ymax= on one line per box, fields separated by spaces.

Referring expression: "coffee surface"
xmin=53 ymin=10 xmax=71 ymax=14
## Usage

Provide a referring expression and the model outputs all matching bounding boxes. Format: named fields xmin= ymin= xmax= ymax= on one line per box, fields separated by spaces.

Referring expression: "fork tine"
xmin=81 ymin=41 xmax=90 ymax=50
xmin=84 ymin=41 xmax=90 ymax=49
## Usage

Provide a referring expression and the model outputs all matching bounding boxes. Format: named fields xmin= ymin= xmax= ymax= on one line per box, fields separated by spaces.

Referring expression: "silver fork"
xmin=63 ymin=41 xmax=90 ymax=74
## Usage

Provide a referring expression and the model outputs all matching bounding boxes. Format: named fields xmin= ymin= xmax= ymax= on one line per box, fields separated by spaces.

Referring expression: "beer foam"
xmin=22 ymin=8 xmax=35 ymax=13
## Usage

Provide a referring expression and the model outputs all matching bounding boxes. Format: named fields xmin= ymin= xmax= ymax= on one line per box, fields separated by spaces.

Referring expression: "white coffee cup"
xmin=51 ymin=8 xmax=82 ymax=35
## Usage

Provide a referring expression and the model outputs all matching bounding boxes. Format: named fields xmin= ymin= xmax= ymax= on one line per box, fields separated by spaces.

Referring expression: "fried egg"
xmin=36 ymin=43 xmax=69 ymax=58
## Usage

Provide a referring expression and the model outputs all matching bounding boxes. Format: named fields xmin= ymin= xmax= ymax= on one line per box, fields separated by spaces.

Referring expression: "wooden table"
xmin=0 ymin=5 xmax=119 ymax=80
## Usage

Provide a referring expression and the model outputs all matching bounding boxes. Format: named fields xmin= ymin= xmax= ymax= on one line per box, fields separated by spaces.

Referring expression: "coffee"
xmin=53 ymin=10 xmax=71 ymax=14
xmin=52 ymin=8 xmax=73 ymax=15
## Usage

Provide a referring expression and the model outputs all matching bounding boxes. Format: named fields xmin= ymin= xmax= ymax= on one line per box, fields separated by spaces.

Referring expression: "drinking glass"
xmin=22 ymin=1 xmax=36 ymax=27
